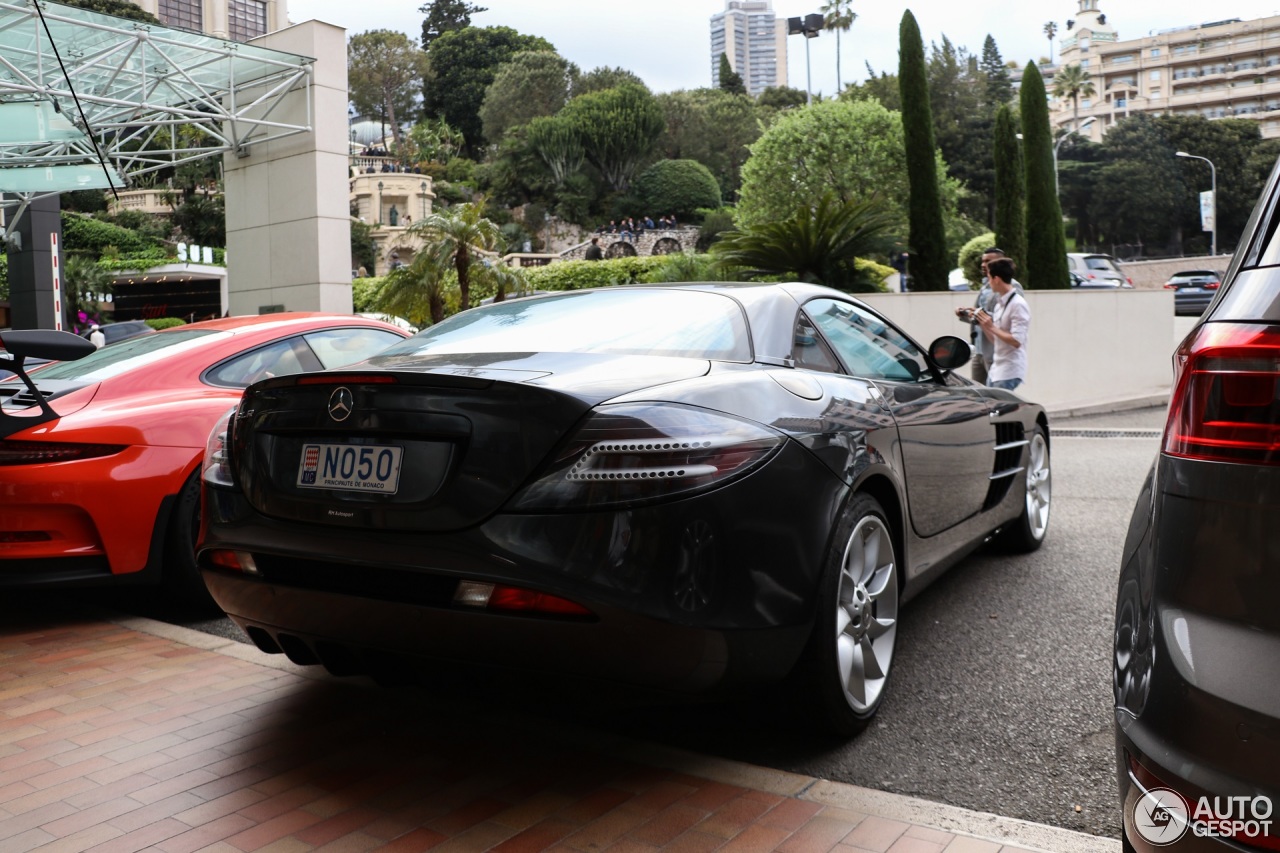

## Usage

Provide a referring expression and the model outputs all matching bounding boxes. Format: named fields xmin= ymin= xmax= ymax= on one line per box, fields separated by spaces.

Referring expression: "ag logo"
xmin=1134 ymin=787 xmax=1189 ymax=846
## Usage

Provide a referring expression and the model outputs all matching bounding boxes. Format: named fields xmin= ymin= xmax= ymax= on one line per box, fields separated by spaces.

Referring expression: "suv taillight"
xmin=1164 ymin=324 xmax=1280 ymax=464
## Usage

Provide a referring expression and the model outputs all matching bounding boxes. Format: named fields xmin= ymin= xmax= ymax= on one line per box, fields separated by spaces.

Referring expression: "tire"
xmin=162 ymin=470 xmax=221 ymax=614
xmin=803 ymin=492 xmax=900 ymax=738
xmin=998 ymin=425 xmax=1052 ymax=553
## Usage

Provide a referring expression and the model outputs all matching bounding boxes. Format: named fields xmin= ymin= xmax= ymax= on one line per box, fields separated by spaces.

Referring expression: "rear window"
xmin=375 ymin=289 xmax=752 ymax=362
xmin=33 ymin=329 xmax=223 ymax=381
xmin=1084 ymin=256 xmax=1122 ymax=272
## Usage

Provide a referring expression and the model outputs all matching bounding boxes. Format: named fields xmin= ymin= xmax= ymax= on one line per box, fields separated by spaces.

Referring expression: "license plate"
xmin=297 ymin=443 xmax=404 ymax=494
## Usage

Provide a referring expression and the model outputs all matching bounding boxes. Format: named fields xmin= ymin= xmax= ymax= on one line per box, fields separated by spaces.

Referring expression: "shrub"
xmin=696 ymin=208 xmax=736 ymax=252
xmin=633 ymin=160 xmax=722 ymax=221
xmin=61 ymin=213 xmax=154 ymax=256
xmin=523 ymin=256 xmax=669 ymax=291
xmin=957 ymin=232 xmax=996 ymax=287
xmin=352 ymin=276 xmax=385 ymax=312
xmin=145 ymin=317 xmax=186 ymax=330
xmin=852 ymin=258 xmax=896 ymax=293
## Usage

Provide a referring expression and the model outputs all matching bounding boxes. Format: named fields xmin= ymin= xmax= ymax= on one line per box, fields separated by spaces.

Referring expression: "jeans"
xmin=988 ymin=377 xmax=1022 ymax=391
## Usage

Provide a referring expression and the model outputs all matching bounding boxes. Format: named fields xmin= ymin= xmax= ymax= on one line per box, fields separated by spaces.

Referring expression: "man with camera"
xmin=969 ymin=256 xmax=1029 ymax=391
xmin=956 ymin=247 xmax=1022 ymax=384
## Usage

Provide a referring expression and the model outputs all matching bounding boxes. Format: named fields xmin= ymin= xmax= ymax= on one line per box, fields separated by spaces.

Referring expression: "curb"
xmin=110 ymin=614 xmax=1122 ymax=853
xmin=1046 ymin=393 xmax=1168 ymax=420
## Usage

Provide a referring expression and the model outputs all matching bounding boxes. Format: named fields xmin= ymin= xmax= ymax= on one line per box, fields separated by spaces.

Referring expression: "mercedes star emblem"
xmin=327 ymin=387 xmax=354 ymax=422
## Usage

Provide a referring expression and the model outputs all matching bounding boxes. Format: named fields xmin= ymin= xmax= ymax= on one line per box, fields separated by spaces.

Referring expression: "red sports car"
xmin=0 ymin=313 xmax=408 ymax=608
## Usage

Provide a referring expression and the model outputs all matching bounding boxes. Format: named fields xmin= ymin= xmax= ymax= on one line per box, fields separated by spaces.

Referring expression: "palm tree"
xmin=822 ymin=0 xmax=857 ymax=93
xmin=408 ymin=200 xmax=504 ymax=311
xmin=375 ymin=248 xmax=452 ymax=326
xmin=1052 ymin=63 xmax=1096 ymax=130
xmin=1044 ymin=21 xmax=1058 ymax=65
xmin=62 ymin=256 xmax=115 ymax=331
xmin=711 ymin=194 xmax=896 ymax=291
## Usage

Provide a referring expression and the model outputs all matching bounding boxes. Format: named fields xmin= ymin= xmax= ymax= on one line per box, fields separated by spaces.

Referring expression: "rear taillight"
xmin=454 ymin=581 xmax=593 ymax=618
xmin=1206 ymin=281 xmax=1220 ymax=289
xmin=202 ymin=406 xmax=238 ymax=487
xmin=0 ymin=440 xmax=124 ymax=466
xmin=1126 ymin=277 xmax=1134 ymax=285
xmin=1163 ymin=324 xmax=1280 ymax=464
xmin=1164 ymin=283 xmax=1178 ymax=290
xmin=507 ymin=402 xmax=784 ymax=511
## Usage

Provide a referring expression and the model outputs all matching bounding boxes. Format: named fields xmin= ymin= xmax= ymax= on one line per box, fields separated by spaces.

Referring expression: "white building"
xmin=709 ymin=0 xmax=788 ymax=96
xmin=1054 ymin=0 xmax=1280 ymax=139
xmin=130 ymin=0 xmax=289 ymax=42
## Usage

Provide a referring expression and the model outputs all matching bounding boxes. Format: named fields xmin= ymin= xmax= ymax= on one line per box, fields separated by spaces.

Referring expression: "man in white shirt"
xmin=88 ymin=324 xmax=106 ymax=349
xmin=974 ymin=257 xmax=1029 ymax=391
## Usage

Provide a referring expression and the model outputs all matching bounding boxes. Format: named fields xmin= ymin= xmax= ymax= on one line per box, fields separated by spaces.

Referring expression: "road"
xmin=70 ymin=408 xmax=1164 ymax=841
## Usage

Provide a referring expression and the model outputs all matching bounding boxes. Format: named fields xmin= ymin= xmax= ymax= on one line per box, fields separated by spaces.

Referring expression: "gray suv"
xmin=1113 ymin=165 xmax=1280 ymax=849
xmin=1068 ymin=252 xmax=1132 ymax=287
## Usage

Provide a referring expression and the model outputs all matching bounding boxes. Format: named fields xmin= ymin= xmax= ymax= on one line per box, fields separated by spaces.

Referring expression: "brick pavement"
xmin=0 ymin=596 xmax=1116 ymax=853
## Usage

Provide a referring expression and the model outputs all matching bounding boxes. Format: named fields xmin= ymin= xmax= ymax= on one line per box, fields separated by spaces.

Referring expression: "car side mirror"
xmin=929 ymin=335 xmax=971 ymax=371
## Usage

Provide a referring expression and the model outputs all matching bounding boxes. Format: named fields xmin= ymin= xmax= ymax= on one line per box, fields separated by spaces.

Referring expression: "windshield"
xmin=375 ymin=289 xmax=753 ymax=362
xmin=32 ymin=329 xmax=223 ymax=382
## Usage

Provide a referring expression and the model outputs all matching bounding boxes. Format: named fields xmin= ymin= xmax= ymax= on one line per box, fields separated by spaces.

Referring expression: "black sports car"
xmin=198 ymin=283 xmax=1051 ymax=735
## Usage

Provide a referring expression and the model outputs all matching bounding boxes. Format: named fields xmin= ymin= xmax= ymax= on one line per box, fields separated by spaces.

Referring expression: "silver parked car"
xmin=1067 ymin=253 xmax=1132 ymax=287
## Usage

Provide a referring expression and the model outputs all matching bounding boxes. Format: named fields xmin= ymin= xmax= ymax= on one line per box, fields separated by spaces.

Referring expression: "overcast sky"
xmin=287 ymin=1 xmax=1280 ymax=96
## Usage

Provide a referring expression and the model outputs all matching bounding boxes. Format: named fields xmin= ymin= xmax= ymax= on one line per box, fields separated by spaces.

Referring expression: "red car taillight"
xmin=454 ymin=581 xmax=594 ymax=618
xmin=0 ymin=440 xmax=125 ymax=466
xmin=1163 ymin=324 xmax=1280 ymax=464
xmin=1164 ymin=283 xmax=1178 ymax=290
xmin=1206 ymin=281 xmax=1221 ymax=289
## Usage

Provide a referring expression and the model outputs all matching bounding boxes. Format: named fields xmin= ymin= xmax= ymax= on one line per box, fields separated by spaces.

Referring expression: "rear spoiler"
xmin=0 ymin=329 xmax=96 ymax=439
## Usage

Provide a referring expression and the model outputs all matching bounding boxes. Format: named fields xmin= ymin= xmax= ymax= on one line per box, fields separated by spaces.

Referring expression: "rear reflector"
xmin=205 ymin=549 xmax=259 ymax=574
xmin=1164 ymin=324 xmax=1280 ymax=464
xmin=296 ymin=374 xmax=396 ymax=385
xmin=0 ymin=531 xmax=52 ymax=543
xmin=453 ymin=580 xmax=593 ymax=617
xmin=0 ymin=440 xmax=125 ymax=466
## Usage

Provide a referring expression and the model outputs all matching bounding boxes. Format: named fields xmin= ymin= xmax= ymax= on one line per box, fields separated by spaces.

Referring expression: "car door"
xmin=799 ymin=297 xmax=994 ymax=537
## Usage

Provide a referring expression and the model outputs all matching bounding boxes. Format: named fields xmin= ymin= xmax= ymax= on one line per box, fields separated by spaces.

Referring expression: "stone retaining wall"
xmin=561 ymin=227 xmax=699 ymax=260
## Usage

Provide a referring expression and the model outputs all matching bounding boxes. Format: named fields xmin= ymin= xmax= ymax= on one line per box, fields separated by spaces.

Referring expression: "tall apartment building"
xmin=1054 ymin=0 xmax=1280 ymax=140
xmin=129 ymin=0 xmax=289 ymax=42
xmin=709 ymin=0 xmax=787 ymax=97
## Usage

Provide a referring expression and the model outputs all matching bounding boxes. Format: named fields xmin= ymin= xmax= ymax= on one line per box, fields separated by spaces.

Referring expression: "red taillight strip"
xmin=0 ymin=440 xmax=126 ymax=466
xmin=296 ymin=375 xmax=396 ymax=385
xmin=1128 ymin=753 xmax=1280 ymax=851
xmin=453 ymin=580 xmax=594 ymax=618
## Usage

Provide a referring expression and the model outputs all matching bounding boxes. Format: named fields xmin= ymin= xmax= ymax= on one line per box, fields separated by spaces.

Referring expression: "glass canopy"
xmin=0 ymin=0 xmax=313 ymax=203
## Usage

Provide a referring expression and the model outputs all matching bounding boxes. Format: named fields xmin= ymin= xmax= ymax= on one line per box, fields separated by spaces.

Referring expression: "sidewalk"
xmin=0 ymin=597 xmax=1119 ymax=853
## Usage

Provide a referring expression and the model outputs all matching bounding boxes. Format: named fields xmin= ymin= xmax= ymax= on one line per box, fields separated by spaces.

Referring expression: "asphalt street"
xmin=71 ymin=406 xmax=1167 ymax=843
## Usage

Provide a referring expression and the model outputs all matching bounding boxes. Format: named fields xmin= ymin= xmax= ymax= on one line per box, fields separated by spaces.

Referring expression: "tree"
xmin=59 ymin=0 xmax=159 ymax=23
xmin=657 ymin=89 xmax=761 ymax=201
xmin=756 ymin=86 xmax=809 ymax=111
xmin=980 ymin=35 xmax=1013 ymax=110
xmin=558 ymin=84 xmax=664 ymax=192
xmin=424 ymin=27 xmax=554 ymax=151
xmin=992 ymin=104 xmax=1026 ymax=270
xmin=822 ymin=0 xmax=857 ymax=92
xmin=1044 ymin=22 xmax=1058 ymax=65
xmin=576 ymin=67 xmax=649 ymax=95
xmin=712 ymin=194 xmax=896 ymax=292
xmin=408 ymin=200 xmax=504 ymax=311
xmin=898 ymin=11 xmax=949 ymax=291
xmin=61 ymin=256 xmax=114 ymax=331
xmin=480 ymin=51 xmax=577 ymax=142
xmin=419 ymin=0 xmax=486 ymax=52
xmin=633 ymin=160 xmax=722 ymax=219
xmin=351 ymin=218 xmax=378 ymax=276
xmin=735 ymin=97 xmax=960 ymax=233
xmin=1020 ymin=63 xmax=1070 ymax=288
xmin=525 ymin=115 xmax=585 ymax=185
xmin=377 ymin=248 xmax=452 ymax=326
xmin=348 ymin=30 xmax=427 ymax=147
xmin=1052 ymin=64 xmax=1096 ymax=131
xmin=718 ymin=54 xmax=746 ymax=96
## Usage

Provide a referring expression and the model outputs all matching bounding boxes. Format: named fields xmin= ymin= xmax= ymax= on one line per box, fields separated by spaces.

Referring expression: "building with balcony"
xmin=710 ymin=0 xmax=787 ymax=96
xmin=349 ymin=162 xmax=437 ymax=277
xmin=1054 ymin=0 xmax=1280 ymax=140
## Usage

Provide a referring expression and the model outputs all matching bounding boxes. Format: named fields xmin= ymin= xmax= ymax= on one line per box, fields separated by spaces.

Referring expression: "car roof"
xmin=154 ymin=312 xmax=401 ymax=335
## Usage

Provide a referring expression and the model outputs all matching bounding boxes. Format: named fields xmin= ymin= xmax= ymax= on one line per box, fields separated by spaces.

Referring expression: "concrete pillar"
xmin=7 ymin=196 xmax=65 ymax=331
xmin=223 ymin=20 xmax=352 ymax=316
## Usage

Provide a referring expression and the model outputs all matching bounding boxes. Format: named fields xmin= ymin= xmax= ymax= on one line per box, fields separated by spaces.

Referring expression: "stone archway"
xmin=606 ymin=241 xmax=638 ymax=258
xmin=651 ymin=237 xmax=682 ymax=255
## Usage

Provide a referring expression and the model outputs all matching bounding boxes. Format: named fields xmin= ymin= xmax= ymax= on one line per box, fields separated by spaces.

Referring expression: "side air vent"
xmin=6 ymin=388 xmax=52 ymax=409
xmin=983 ymin=422 xmax=1027 ymax=510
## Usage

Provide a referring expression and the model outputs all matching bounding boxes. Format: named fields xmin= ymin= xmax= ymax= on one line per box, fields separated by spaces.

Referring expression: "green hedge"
xmin=523 ymin=256 xmax=670 ymax=291
xmin=145 ymin=317 xmax=186 ymax=330
xmin=61 ymin=213 xmax=155 ymax=256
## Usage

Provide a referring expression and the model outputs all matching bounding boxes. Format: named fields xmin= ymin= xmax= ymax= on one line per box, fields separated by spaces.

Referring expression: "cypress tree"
xmin=718 ymin=54 xmax=747 ymax=96
xmin=992 ymin=104 xmax=1027 ymax=272
xmin=1018 ymin=63 xmax=1071 ymax=289
xmin=897 ymin=11 xmax=948 ymax=291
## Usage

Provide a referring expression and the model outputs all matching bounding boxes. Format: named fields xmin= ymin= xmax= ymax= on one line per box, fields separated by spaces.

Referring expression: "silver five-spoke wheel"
xmin=834 ymin=514 xmax=899 ymax=714
xmin=1024 ymin=430 xmax=1051 ymax=541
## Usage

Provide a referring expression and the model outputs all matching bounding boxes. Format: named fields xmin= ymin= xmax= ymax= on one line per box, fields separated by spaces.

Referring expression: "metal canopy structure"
xmin=0 ymin=0 xmax=314 ymax=235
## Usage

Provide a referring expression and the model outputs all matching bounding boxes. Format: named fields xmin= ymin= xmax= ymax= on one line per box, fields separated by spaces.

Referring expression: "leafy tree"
xmin=712 ymin=194 xmax=897 ymax=292
xmin=736 ymin=97 xmax=960 ymax=233
xmin=351 ymin=218 xmax=378 ymax=276
xmin=376 ymin=249 xmax=453 ymax=326
xmin=980 ymin=35 xmax=1012 ymax=110
xmin=525 ymin=115 xmax=585 ymax=186
xmin=419 ymin=0 xmax=486 ymax=51
xmin=757 ymin=86 xmax=809 ymax=111
xmin=1157 ymin=114 xmax=1260 ymax=253
xmin=59 ymin=0 xmax=160 ymax=23
xmin=62 ymin=256 xmax=114 ymax=330
xmin=992 ymin=104 xmax=1026 ymax=269
xmin=898 ymin=11 xmax=949 ymax=291
xmin=657 ymin=89 xmax=760 ymax=201
xmin=718 ymin=54 xmax=746 ymax=96
xmin=480 ymin=51 xmax=578 ymax=142
xmin=633 ymin=160 xmax=721 ymax=219
xmin=559 ymin=84 xmax=664 ymax=192
xmin=408 ymin=200 xmax=504 ymax=311
xmin=172 ymin=193 xmax=224 ymax=246
xmin=822 ymin=0 xmax=856 ymax=92
xmin=576 ymin=67 xmax=649 ymax=95
xmin=399 ymin=117 xmax=466 ymax=168
xmin=348 ymin=30 xmax=427 ymax=147
xmin=424 ymin=27 xmax=554 ymax=151
xmin=842 ymin=65 xmax=901 ymax=111
xmin=1020 ymin=63 xmax=1070 ymax=288
xmin=1053 ymin=64 xmax=1096 ymax=131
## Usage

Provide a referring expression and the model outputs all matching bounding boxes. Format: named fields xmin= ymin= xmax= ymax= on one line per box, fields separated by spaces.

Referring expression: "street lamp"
xmin=787 ymin=13 xmax=824 ymax=104
xmin=1052 ymin=116 xmax=1095 ymax=198
xmin=1176 ymin=150 xmax=1217 ymax=257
